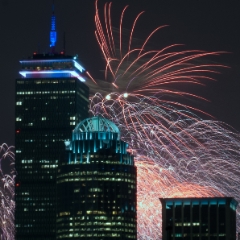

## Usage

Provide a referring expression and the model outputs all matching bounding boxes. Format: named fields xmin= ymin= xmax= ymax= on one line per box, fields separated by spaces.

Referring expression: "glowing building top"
xmin=18 ymin=3 xmax=86 ymax=82
xmin=74 ymin=116 xmax=120 ymax=135
xmin=19 ymin=54 xmax=85 ymax=82
xmin=72 ymin=116 xmax=120 ymax=142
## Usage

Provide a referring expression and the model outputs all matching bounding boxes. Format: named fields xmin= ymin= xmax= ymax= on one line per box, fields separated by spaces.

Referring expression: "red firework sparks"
xmin=87 ymin=1 xmax=240 ymax=239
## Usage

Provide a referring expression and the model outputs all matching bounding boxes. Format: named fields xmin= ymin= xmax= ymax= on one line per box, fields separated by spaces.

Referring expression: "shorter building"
xmin=56 ymin=116 xmax=137 ymax=239
xmin=160 ymin=197 xmax=238 ymax=240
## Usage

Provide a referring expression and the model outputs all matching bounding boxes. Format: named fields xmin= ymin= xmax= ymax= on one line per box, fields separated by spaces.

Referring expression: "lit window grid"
xmin=15 ymin=79 xmax=88 ymax=129
xmin=56 ymin=154 xmax=137 ymax=239
xmin=15 ymin=77 xmax=89 ymax=238
xmin=161 ymin=198 xmax=237 ymax=240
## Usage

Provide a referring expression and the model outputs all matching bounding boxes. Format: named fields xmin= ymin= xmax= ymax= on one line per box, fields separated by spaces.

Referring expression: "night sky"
xmin=0 ymin=0 xmax=240 ymax=146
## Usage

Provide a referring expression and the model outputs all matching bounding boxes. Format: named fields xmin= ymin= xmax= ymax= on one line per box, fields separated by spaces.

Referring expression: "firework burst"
xmin=136 ymin=159 xmax=223 ymax=239
xmin=0 ymin=143 xmax=15 ymax=240
xmin=88 ymin=1 xmax=240 ymax=239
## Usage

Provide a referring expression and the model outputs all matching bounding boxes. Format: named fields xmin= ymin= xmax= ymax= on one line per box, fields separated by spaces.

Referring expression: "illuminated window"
xmin=16 ymin=101 xmax=22 ymax=105
xmin=59 ymin=212 xmax=70 ymax=216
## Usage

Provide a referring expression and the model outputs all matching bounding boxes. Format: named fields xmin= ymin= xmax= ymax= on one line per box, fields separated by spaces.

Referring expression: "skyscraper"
xmin=160 ymin=197 xmax=238 ymax=240
xmin=15 ymin=5 xmax=89 ymax=240
xmin=56 ymin=116 xmax=137 ymax=239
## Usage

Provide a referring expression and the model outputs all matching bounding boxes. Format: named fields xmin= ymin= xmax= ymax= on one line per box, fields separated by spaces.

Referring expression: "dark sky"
xmin=0 ymin=0 xmax=240 ymax=146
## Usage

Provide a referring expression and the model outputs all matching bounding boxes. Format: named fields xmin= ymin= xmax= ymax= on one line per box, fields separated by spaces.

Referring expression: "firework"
xmin=89 ymin=1 xmax=240 ymax=239
xmin=136 ymin=159 xmax=223 ymax=239
xmin=0 ymin=143 xmax=15 ymax=240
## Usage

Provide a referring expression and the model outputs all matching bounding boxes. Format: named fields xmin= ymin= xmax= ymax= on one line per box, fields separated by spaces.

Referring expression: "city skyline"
xmin=0 ymin=0 xmax=240 ymax=145
xmin=0 ymin=1 xmax=239 ymax=239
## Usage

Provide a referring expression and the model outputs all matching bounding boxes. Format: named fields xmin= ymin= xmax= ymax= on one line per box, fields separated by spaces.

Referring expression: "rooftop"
xmin=74 ymin=116 xmax=120 ymax=134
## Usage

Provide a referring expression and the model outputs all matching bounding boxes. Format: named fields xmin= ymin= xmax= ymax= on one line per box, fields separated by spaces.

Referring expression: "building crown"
xmin=74 ymin=116 xmax=120 ymax=135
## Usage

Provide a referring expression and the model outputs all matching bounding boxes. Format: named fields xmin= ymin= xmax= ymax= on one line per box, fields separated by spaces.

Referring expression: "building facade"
xmin=56 ymin=117 xmax=137 ymax=239
xmin=15 ymin=7 xmax=89 ymax=238
xmin=160 ymin=197 xmax=238 ymax=240
xmin=15 ymin=53 xmax=89 ymax=239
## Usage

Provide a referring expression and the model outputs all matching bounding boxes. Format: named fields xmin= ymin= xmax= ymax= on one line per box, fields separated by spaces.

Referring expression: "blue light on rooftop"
xmin=20 ymin=59 xmax=85 ymax=73
xmin=50 ymin=31 xmax=57 ymax=47
xmin=50 ymin=6 xmax=57 ymax=48
xmin=73 ymin=60 xmax=85 ymax=72
xmin=19 ymin=70 xmax=85 ymax=82
xmin=20 ymin=59 xmax=78 ymax=63
xmin=51 ymin=16 xmax=56 ymax=30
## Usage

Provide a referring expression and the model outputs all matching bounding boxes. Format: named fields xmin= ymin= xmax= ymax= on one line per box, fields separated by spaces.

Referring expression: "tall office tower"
xmin=160 ymin=197 xmax=238 ymax=240
xmin=15 ymin=5 xmax=89 ymax=240
xmin=56 ymin=116 xmax=137 ymax=240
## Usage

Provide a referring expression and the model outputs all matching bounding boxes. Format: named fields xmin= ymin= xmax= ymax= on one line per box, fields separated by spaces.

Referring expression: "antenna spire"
xmin=50 ymin=0 xmax=57 ymax=53
xmin=63 ymin=31 xmax=66 ymax=54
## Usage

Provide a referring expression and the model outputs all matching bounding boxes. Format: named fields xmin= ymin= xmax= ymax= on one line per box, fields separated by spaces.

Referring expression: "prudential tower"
xmin=15 ymin=4 xmax=89 ymax=239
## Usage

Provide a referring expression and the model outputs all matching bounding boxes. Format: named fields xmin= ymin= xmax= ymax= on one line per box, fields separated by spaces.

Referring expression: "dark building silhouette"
xmin=56 ymin=116 xmax=137 ymax=239
xmin=15 ymin=5 xmax=89 ymax=240
xmin=160 ymin=197 xmax=238 ymax=240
